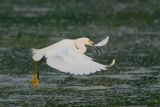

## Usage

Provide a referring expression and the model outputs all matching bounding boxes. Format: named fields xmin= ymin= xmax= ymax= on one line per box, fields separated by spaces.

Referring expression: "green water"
xmin=0 ymin=0 xmax=160 ymax=106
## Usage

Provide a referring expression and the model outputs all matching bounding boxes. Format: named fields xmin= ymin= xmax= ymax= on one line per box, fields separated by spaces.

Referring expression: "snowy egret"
xmin=31 ymin=36 xmax=115 ymax=87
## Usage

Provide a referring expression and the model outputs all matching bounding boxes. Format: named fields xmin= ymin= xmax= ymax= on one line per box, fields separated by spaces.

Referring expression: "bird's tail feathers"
xmin=32 ymin=48 xmax=45 ymax=61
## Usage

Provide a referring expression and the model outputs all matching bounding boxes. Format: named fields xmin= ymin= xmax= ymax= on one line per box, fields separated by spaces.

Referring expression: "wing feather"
xmin=95 ymin=36 xmax=109 ymax=46
xmin=45 ymin=41 xmax=107 ymax=75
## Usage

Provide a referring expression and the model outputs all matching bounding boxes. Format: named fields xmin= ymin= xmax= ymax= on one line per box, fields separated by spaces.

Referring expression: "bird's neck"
xmin=74 ymin=41 xmax=87 ymax=54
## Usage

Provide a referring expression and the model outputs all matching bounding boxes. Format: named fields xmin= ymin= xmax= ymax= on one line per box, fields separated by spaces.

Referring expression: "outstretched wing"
xmin=95 ymin=36 xmax=109 ymax=46
xmin=45 ymin=43 xmax=107 ymax=75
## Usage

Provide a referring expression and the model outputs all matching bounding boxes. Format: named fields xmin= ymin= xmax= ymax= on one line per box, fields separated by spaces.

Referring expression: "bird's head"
xmin=76 ymin=37 xmax=96 ymax=48
xmin=75 ymin=37 xmax=101 ymax=54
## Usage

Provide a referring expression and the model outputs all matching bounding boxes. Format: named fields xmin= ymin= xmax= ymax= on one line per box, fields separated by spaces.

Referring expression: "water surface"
xmin=0 ymin=0 xmax=160 ymax=106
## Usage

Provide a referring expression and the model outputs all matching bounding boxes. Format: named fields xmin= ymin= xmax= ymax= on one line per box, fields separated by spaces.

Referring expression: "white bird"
xmin=31 ymin=36 xmax=115 ymax=87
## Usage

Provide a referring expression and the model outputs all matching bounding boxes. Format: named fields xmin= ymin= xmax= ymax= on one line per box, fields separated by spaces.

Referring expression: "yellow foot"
xmin=32 ymin=72 xmax=40 ymax=88
xmin=32 ymin=62 xmax=40 ymax=88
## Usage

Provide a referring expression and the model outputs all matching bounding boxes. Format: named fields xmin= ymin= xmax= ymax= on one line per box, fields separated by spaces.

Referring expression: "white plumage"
xmin=95 ymin=36 xmax=109 ymax=46
xmin=32 ymin=36 xmax=115 ymax=75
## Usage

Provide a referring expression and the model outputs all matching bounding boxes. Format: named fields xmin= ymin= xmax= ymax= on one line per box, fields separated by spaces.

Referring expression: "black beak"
xmin=92 ymin=43 xmax=102 ymax=54
xmin=95 ymin=46 xmax=102 ymax=54
xmin=89 ymin=42 xmax=102 ymax=54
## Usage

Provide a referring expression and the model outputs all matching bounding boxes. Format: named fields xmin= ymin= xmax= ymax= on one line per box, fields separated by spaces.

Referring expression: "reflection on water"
xmin=0 ymin=0 xmax=160 ymax=106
